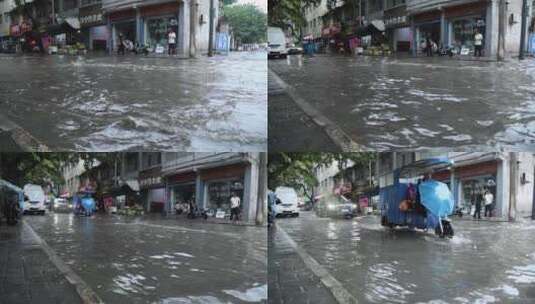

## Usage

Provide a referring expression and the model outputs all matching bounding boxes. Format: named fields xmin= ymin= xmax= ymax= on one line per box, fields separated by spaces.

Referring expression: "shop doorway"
xmin=145 ymin=16 xmax=179 ymax=52
xmin=418 ymin=22 xmax=441 ymax=47
xmin=206 ymin=179 xmax=244 ymax=215
xmin=114 ymin=20 xmax=136 ymax=48
xmin=170 ymin=183 xmax=196 ymax=213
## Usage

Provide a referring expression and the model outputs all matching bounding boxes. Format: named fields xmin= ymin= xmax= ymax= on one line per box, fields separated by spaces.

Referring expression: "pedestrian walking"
xmin=473 ymin=189 xmax=482 ymax=220
xmin=484 ymin=190 xmax=494 ymax=217
xmin=168 ymin=29 xmax=177 ymax=56
xmin=118 ymin=34 xmax=125 ymax=55
xmin=230 ymin=193 xmax=241 ymax=222
xmin=426 ymin=37 xmax=434 ymax=57
xmin=474 ymin=29 xmax=483 ymax=57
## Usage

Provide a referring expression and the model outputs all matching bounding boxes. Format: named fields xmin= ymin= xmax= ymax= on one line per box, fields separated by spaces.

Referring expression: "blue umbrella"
xmin=419 ymin=180 xmax=454 ymax=218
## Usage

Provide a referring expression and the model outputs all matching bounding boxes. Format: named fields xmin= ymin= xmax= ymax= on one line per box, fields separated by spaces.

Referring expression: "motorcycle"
xmin=187 ymin=206 xmax=208 ymax=220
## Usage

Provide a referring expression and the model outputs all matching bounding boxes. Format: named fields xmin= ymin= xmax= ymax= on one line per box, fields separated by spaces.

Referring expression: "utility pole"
xmin=207 ymin=0 xmax=215 ymax=57
xmin=509 ymin=152 xmax=518 ymax=221
xmin=519 ymin=0 xmax=529 ymax=59
xmin=497 ymin=0 xmax=507 ymax=61
xmin=255 ymin=153 xmax=267 ymax=225
xmin=189 ymin=0 xmax=198 ymax=58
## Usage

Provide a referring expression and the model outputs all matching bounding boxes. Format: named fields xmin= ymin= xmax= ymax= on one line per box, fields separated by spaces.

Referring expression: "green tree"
xmin=268 ymin=153 xmax=376 ymax=202
xmin=222 ymin=4 xmax=267 ymax=44
xmin=268 ymin=0 xmax=320 ymax=35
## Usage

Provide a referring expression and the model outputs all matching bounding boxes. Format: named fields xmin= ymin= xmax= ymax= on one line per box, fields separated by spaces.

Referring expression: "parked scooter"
xmin=187 ymin=206 xmax=208 ymax=220
xmin=134 ymin=43 xmax=150 ymax=56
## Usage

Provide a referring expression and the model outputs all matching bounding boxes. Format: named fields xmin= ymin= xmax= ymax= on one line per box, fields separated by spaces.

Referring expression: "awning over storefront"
xmin=47 ymin=19 xmax=80 ymax=36
xmin=355 ymin=20 xmax=385 ymax=37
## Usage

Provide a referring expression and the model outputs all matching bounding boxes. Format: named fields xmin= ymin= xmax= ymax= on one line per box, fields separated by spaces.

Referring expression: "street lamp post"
xmin=519 ymin=0 xmax=529 ymax=60
xmin=208 ymin=0 xmax=215 ymax=57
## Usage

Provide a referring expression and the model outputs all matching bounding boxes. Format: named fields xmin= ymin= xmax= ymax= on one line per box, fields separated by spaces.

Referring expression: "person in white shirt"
xmin=484 ymin=190 xmax=494 ymax=217
xmin=168 ymin=29 xmax=177 ymax=55
xmin=230 ymin=193 xmax=241 ymax=222
xmin=474 ymin=29 xmax=483 ymax=57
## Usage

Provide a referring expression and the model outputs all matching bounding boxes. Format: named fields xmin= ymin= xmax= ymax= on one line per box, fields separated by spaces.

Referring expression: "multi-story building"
xmin=407 ymin=0 xmax=533 ymax=57
xmin=303 ymin=0 xmax=329 ymax=40
xmin=0 ymin=0 xmax=15 ymax=49
xmin=377 ymin=152 xmax=535 ymax=220
xmin=102 ymin=0 xmax=218 ymax=55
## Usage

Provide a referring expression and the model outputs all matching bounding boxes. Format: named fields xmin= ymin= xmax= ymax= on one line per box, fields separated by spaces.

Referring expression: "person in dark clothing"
xmin=473 ymin=190 xmax=482 ymax=220
xmin=426 ymin=37 xmax=433 ymax=57
xmin=118 ymin=34 xmax=125 ymax=55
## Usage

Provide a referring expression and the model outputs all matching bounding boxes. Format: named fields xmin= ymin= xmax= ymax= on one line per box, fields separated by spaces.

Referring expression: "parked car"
xmin=268 ymin=27 xmax=288 ymax=59
xmin=315 ymin=194 xmax=357 ymax=219
xmin=273 ymin=187 xmax=299 ymax=217
xmin=53 ymin=198 xmax=72 ymax=213
xmin=22 ymin=184 xmax=46 ymax=215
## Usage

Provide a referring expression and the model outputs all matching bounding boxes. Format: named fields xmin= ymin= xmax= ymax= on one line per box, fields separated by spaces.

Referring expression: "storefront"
xmin=200 ymin=164 xmax=245 ymax=217
xmin=141 ymin=2 xmax=180 ymax=52
xmin=411 ymin=1 xmax=489 ymax=55
xmin=445 ymin=2 xmax=487 ymax=55
xmin=384 ymin=5 xmax=411 ymax=52
xmin=108 ymin=9 xmax=137 ymax=51
xmin=80 ymin=3 xmax=108 ymax=51
xmin=166 ymin=171 xmax=197 ymax=213
xmin=139 ymin=167 xmax=166 ymax=213
xmin=433 ymin=160 xmax=498 ymax=212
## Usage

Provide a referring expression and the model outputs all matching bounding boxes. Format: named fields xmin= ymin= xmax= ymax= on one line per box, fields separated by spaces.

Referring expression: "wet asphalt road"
xmin=270 ymin=211 xmax=535 ymax=304
xmin=0 ymin=52 xmax=266 ymax=151
xmin=269 ymin=55 xmax=535 ymax=151
xmin=24 ymin=213 xmax=267 ymax=304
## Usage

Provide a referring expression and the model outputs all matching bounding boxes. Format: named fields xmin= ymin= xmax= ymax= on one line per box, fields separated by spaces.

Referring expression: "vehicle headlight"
xmin=327 ymin=204 xmax=335 ymax=210
xmin=352 ymin=204 xmax=358 ymax=209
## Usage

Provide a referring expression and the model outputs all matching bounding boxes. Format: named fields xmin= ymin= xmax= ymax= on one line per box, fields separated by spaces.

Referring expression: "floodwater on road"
xmin=269 ymin=55 xmax=535 ymax=151
xmin=272 ymin=211 xmax=535 ymax=304
xmin=0 ymin=52 xmax=267 ymax=151
xmin=24 ymin=213 xmax=267 ymax=304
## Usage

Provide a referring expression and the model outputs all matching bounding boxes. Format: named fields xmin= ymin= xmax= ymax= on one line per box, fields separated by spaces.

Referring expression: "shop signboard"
xmin=80 ymin=4 xmax=105 ymax=27
xmin=139 ymin=166 xmax=164 ymax=189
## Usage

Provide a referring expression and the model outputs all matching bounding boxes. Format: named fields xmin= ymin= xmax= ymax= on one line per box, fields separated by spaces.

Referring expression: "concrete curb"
xmin=268 ymin=69 xmax=362 ymax=152
xmin=277 ymin=225 xmax=357 ymax=304
xmin=0 ymin=113 xmax=49 ymax=151
xmin=23 ymin=221 xmax=103 ymax=304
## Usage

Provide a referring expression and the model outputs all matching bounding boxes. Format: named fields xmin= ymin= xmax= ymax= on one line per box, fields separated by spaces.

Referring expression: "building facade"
xmin=102 ymin=0 xmax=217 ymax=55
xmin=162 ymin=152 xmax=263 ymax=224
xmin=407 ymin=0 xmax=533 ymax=57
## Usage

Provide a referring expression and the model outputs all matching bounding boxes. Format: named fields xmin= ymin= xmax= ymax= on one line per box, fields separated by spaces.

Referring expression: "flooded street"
xmin=0 ymin=52 xmax=267 ymax=151
xmin=269 ymin=55 xmax=535 ymax=150
xmin=24 ymin=213 xmax=267 ymax=304
xmin=269 ymin=211 xmax=535 ymax=304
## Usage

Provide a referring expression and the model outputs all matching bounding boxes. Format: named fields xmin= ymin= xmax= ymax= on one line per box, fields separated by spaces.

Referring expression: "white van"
xmin=23 ymin=184 xmax=46 ymax=215
xmin=268 ymin=27 xmax=288 ymax=59
xmin=274 ymin=187 xmax=299 ymax=217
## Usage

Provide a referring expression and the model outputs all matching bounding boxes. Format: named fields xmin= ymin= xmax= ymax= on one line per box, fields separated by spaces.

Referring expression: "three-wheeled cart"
xmin=73 ymin=189 xmax=96 ymax=217
xmin=379 ymin=157 xmax=455 ymax=238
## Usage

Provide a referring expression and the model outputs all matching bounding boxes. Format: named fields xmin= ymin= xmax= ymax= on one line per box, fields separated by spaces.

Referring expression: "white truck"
xmin=268 ymin=27 xmax=288 ymax=59
xmin=273 ymin=187 xmax=299 ymax=218
xmin=22 ymin=184 xmax=46 ymax=215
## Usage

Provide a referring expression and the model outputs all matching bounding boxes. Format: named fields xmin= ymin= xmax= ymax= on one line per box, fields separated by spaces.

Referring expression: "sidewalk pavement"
xmin=268 ymin=70 xmax=341 ymax=152
xmin=0 ymin=222 xmax=82 ymax=304
xmin=268 ymin=226 xmax=338 ymax=304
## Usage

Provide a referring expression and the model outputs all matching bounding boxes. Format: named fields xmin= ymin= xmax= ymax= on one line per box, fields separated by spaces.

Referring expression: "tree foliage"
xmin=222 ymin=4 xmax=267 ymax=44
xmin=0 ymin=153 xmax=121 ymax=191
xmin=268 ymin=0 xmax=320 ymax=31
xmin=268 ymin=153 xmax=376 ymax=201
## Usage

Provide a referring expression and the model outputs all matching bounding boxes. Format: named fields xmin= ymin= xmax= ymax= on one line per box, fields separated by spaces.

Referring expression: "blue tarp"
xmin=380 ymin=183 xmax=428 ymax=229
xmin=419 ymin=180 xmax=454 ymax=218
